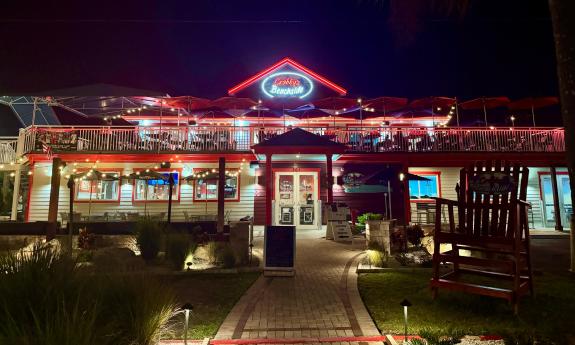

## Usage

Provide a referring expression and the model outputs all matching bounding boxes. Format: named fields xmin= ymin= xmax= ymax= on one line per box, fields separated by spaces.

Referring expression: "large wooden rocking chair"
xmin=430 ymin=161 xmax=534 ymax=313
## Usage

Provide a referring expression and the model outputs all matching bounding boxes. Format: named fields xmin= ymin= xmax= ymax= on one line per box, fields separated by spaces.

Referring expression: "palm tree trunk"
xmin=549 ymin=0 xmax=575 ymax=271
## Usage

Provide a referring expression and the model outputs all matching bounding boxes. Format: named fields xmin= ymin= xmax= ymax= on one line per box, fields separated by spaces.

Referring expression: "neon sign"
xmin=261 ymin=72 xmax=314 ymax=99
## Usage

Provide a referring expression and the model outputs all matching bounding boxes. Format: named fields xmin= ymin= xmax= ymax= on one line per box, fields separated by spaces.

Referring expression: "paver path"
xmin=215 ymin=230 xmax=380 ymax=341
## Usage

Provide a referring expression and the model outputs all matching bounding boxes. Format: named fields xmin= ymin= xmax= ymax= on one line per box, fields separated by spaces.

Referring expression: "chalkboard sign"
xmin=264 ymin=225 xmax=295 ymax=274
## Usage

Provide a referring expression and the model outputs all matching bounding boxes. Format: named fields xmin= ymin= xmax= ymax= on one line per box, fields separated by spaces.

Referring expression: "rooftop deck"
xmin=17 ymin=125 xmax=565 ymax=157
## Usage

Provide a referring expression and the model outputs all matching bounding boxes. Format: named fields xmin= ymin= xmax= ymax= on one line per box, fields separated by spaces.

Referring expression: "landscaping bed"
xmin=358 ymin=269 xmax=575 ymax=344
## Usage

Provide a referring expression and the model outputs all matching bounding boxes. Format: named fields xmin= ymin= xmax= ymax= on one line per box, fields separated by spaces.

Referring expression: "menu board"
xmin=264 ymin=225 xmax=295 ymax=274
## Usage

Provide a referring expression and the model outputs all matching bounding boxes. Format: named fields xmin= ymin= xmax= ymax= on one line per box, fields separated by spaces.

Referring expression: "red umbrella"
xmin=460 ymin=97 xmax=510 ymax=127
xmin=313 ymin=97 xmax=359 ymax=114
xmin=409 ymin=97 xmax=457 ymax=126
xmin=364 ymin=97 xmax=408 ymax=124
xmin=209 ymin=97 xmax=257 ymax=116
xmin=508 ymin=97 xmax=559 ymax=126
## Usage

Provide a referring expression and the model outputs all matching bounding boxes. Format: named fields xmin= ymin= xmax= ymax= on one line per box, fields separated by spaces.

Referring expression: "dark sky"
xmin=0 ymin=0 xmax=557 ymax=100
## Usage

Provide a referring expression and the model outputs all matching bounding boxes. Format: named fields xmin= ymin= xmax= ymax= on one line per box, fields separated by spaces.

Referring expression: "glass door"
xmin=274 ymin=171 xmax=319 ymax=229
xmin=540 ymin=174 xmax=572 ymax=229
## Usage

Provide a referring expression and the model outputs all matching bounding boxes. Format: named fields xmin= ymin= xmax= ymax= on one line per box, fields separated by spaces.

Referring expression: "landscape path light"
xmin=182 ymin=302 xmax=194 ymax=345
xmin=400 ymin=298 xmax=412 ymax=342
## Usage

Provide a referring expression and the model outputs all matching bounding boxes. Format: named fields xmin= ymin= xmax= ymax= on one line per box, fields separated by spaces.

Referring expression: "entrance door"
xmin=540 ymin=174 xmax=572 ymax=228
xmin=274 ymin=170 xmax=320 ymax=230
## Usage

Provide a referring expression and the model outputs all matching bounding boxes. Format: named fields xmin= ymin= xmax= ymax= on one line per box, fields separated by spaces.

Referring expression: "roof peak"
xmin=228 ymin=57 xmax=347 ymax=97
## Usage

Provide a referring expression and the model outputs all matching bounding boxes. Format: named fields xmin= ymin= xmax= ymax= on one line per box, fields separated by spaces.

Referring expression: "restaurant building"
xmin=0 ymin=58 xmax=569 ymax=232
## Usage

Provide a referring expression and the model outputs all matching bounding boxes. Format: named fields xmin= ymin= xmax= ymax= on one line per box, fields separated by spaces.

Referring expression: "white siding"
xmin=28 ymin=162 xmax=256 ymax=222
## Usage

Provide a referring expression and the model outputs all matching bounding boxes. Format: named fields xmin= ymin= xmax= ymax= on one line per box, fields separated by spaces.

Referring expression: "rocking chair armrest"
xmin=430 ymin=197 xmax=458 ymax=206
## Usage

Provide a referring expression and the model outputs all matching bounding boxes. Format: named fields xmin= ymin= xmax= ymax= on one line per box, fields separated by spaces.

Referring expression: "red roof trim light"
xmin=228 ymin=57 xmax=347 ymax=96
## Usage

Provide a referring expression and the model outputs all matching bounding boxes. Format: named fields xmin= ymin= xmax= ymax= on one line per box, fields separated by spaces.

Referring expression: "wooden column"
xmin=265 ymin=153 xmax=273 ymax=226
xmin=550 ymin=166 xmax=563 ymax=231
xmin=326 ymin=154 xmax=333 ymax=204
xmin=217 ymin=157 xmax=225 ymax=232
xmin=401 ymin=166 xmax=411 ymax=225
xmin=47 ymin=157 xmax=62 ymax=240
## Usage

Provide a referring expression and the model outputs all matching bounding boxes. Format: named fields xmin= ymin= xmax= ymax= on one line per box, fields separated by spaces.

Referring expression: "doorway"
xmin=273 ymin=170 xmax=320 ymax=230
xmin=540 ymin=173 xmax=572 ymax=229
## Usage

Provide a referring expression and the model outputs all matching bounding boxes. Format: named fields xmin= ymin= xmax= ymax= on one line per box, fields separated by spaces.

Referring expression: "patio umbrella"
xmin=460 ymin=97 xmax=510 ymax=127
xmin=123 ymin=170 xmax=169 ymax=217
xmin=69 ymin=170 xmax=120 ymax=220
xmin=507 ymin=97 xmax=559 ymax=126
xmin=364 ymin=97 xmax=408 ymax=124
xmin=184 ymin=171 xmax=236 ymax=216
xmin=313 ymin=97 xmax=359 ymax=126
xmin=286 ymin=105 xmax=332 ymax=125
xmin=209 ymin=97 xmax=257 ymax=118
xmin=409 ymin=97 xmax=457 ymax=127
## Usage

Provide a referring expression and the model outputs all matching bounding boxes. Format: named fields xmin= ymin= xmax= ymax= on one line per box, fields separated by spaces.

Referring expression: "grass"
xmin=167 ymin=272 xmax=260 ymax=339
xmin=358 ymin=270 xmax=575 ymax=343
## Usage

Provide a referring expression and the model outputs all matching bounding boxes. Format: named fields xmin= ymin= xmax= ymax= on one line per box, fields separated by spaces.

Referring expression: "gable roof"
xmin=252 ymin=128 xmax=346 ymax=154
xmin=228 ymin=58 xmax=347 ymax=96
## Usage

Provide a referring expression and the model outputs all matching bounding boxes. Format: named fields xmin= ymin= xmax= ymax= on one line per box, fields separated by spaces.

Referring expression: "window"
xmin=134 ymin=172 xmax=179 ymax=201
xmin=75 ymin=172 xmax=120 ymax=202
xmin=194 ymin=170 xmax=239 ymax=201
xmin=409 ymin=173 xmax=440 ymax=199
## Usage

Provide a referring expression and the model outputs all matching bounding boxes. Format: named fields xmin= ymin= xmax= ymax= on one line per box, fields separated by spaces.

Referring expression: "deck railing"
xmin=0 ymin=137 xmax=18 ymax=163
xmin=19 ymin=125 xmax=565 ymax=154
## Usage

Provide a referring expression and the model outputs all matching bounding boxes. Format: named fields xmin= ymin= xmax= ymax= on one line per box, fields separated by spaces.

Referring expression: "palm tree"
xmin=382 ymin=0 xmax=575 ymax=271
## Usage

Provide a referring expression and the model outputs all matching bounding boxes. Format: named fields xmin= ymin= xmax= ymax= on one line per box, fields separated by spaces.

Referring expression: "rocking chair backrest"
xmin=456 ymin=161 xmax=528 ymax=241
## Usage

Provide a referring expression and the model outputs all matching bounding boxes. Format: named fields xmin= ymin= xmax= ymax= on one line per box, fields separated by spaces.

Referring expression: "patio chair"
xmin=430 ymin=160 xmax=533 ymax=314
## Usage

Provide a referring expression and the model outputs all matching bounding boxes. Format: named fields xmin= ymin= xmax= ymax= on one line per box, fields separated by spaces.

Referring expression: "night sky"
xmin=0 ymin=0 xmax=557 ymax=100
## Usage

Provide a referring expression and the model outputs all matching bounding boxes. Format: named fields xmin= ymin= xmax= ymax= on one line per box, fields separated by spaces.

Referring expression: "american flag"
xmin=42 ymin=142 xmax=52 ymax=159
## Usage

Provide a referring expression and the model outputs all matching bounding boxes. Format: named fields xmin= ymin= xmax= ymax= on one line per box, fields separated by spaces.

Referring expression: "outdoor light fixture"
xmin=182 ymin=303 xmax=194 ymax=345
xmin=400 ymin=299 xmax=412 ymax=342
xmin=399 ymin=172 xmax=405 ymax=181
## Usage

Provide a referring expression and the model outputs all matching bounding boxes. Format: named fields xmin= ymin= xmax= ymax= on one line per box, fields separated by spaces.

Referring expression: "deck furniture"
xmin=430 ymin=160 xmax=534 ymax=313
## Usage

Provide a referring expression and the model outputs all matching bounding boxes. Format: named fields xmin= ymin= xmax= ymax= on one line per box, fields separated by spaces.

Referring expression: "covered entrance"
xmin=251 ymin=128 xmax=346 ymax=228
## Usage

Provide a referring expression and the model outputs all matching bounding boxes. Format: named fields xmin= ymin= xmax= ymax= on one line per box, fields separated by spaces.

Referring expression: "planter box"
xmin=365 ymin=219 xmax=395 ymax=254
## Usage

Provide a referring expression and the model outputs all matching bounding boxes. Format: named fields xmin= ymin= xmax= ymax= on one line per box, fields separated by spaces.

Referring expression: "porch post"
xmin=47 ymin=157 xmax=62 ymax=240
xmin=10 ymin=165 xmax=21 ymax=221
xmin=217 ymin=157 xmax=225 ymax=232
xmin=401 ymin=165 xmax=411 ymax=225
xmin=265 ymin=153 xmax=273 ymax=226
xmin=550 ymin=166 xmax=564 ymax=231
xmin=326 ymin=154 xmax=333 ymax=204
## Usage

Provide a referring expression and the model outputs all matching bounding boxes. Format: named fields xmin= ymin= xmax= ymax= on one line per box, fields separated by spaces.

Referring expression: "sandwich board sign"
xmin=264 ymin=225 xmax=296 ymax=276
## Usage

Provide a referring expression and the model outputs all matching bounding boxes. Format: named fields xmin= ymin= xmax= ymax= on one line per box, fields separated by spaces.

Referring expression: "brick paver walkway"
xmin=215 ymin=230 xmax=380 ymax=342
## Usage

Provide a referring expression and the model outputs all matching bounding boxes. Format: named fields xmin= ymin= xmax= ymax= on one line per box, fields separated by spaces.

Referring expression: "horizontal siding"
xmin=28 ymin=162 xmax=256 ymax=223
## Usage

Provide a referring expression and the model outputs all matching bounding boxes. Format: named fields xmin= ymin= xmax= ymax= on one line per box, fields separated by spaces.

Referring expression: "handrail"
xmin=19 ymin=125 xmax=566 ymax=154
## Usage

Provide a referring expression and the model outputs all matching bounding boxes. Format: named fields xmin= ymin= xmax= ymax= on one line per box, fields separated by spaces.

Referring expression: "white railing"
xmin=20 ymin=126 xmax=565 ymax=154
xmin=0 ymin=138 xmax=18 ymax=163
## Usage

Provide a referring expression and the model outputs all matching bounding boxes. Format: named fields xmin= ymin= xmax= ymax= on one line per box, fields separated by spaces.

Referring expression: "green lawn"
xmin=167 ymin=272 xmax=260 ymax=339
xmin=358 ymin=270 xmax=575 ymax=343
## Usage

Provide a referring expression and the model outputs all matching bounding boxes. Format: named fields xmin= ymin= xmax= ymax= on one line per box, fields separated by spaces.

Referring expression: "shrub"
xmin=406 ymin=224 xmax=425 ymax=247
xmin=205 ymin=241 xmax=219 ymax=264
xmin=100 ymin=275 xmax=178 ymax=345
xmin=166 ymin=232 xmax=194 ymax=270
xmin=77 ymin=227 xmax=96 ymax=250
xmin=357 ymin=212 xmax=383 ymax=225
xmin=217 ymin=243 xmax=236 ymax=268
xmin=367 ymin=249 xmax=388 ymax=268
xmin=0 ymin=243 xmax=178 ymax=345
xmin=391 ymin=228 xmax=407 ymax=252
xmin=135 ymin=218 xmax=163 ymax=261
